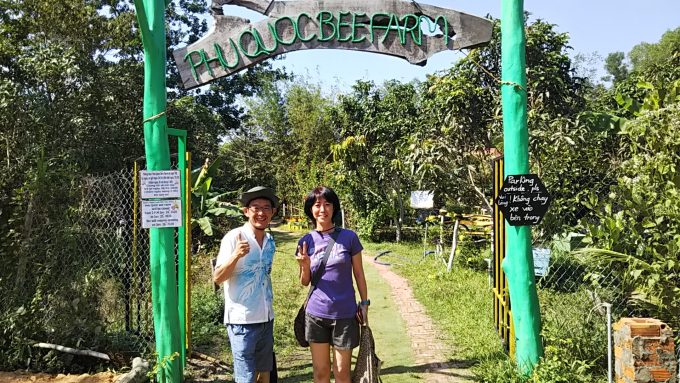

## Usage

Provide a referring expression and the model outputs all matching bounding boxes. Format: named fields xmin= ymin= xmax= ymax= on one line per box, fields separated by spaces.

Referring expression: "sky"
xmin=217 ymin=1 xmax=680 ymax=93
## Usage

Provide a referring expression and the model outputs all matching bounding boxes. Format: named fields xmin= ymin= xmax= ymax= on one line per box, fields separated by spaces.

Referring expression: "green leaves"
xmin=328 ymin=80 xmax=420 ymax=239
xmin=190 ymin=157 xmax=240 ymax=237
xmin=582 ymin=103 xmax=680 ymax=327
xmin=194 ymin=216 xmax=213 ymax=237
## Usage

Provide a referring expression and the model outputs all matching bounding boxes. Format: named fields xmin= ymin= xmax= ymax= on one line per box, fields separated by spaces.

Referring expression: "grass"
xmin=361 ymin=241 xmax=504 ymax=365
xmin=359 ymin=254 xmax=419 ymax=382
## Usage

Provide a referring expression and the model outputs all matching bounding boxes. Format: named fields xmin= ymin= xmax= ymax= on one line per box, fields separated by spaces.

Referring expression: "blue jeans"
xmin=226 ymin=320 xmax=274 ymax=383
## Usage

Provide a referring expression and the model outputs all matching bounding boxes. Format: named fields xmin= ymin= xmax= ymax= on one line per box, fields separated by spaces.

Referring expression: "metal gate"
xmin=492 ymin=156 xmax=515 ymax=355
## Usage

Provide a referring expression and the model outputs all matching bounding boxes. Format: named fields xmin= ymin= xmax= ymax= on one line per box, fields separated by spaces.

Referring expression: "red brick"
xmin=649 ymin=367 xmax=672 ymax=381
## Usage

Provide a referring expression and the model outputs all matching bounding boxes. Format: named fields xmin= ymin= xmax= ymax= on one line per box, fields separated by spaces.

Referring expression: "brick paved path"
xmin=368 ymin=257 xmax=475 ymax=382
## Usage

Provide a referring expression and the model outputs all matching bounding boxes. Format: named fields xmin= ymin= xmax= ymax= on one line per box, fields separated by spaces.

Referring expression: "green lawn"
xmin=360 ymin=255 xmax=420 ymax=382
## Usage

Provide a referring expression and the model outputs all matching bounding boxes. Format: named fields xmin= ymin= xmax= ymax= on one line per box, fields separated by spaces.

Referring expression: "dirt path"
xmin=366 ymin=257 xmax=475 ymax=383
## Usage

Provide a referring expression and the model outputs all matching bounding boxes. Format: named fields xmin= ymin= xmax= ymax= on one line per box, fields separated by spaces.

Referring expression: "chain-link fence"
xmin=480 ymin=155 xmax=679 ymax=376
xmin=0 ymin=162 xmax=190 ymax=369
xmin=533 ymin=169 xmax=627 ymax=307
xmin=75 ymin=167 xmax=154 ymax=355
xmin=530 ymin=163 xmax=679 ymax=371
xmin=74 ymin=161 xmax=187 ymax=360
xmin=534 ymin=168 xmax=656 ymax=314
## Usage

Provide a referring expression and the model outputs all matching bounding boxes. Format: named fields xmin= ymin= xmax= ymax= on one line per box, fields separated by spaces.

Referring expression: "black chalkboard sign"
xmin=495 ymin=174 xmax=551 ymax=226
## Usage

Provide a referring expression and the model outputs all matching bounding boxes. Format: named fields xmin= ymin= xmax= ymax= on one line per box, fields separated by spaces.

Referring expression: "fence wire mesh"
xmin=75 ymin=161 xmax=184 ymax=359
xmin=75 ymin=167 xmax=154 ymax=354
xmin=530 ymin=163 xmax=679 ymax=366
xmin=0 ymin=162 xmax=189 ymax=367
xmin=2 ymin=155 xmax=676 ymax=372
xmin=533 ymin=171 xmax=629 ymax=305
xmin=450 ymin=156 xmax=679 ymax=373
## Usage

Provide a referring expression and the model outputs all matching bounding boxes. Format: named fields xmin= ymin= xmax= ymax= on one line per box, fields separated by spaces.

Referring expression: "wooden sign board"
xmin=495 ymin=174 xmax=551 ymax=226
xmin=173 ymin=0 xmax=493 ymax=89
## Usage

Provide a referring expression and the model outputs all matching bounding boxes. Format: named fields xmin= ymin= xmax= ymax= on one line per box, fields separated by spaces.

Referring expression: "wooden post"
xmin=500 ymin=0 xmax=543 ymax=373
xmin=446 ymin=219 xmax=460 ymax=272
xmin=132 ymin=0 xmax=182 ymax=379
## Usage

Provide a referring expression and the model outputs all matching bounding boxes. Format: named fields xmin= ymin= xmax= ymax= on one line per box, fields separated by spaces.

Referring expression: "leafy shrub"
xmin=474 ymin=356 xmax=598 ymax=383
xmin=473 ymin=358 xmax=531 ymax=383
xmin=190 ymin=285 xmax=225 ymax=347
xmin=0 ymin=301 xmax=40 ymax=369
xmin=530 ymin=355 xmax=599 ymax=383
xmin=455 ymin=237 xmax=490 ymax=271
xmin=371 ymin=227 xmax=421 ymax=242
xmin=540 ymin=288 xmax=608 ymax=374
xmin=354 ymin=210 xmax=386 ymax=241
xmin=475 ymin=288 xmax=607 ymax=382
xmin=582 ymin=103 xmax=680 ymax=327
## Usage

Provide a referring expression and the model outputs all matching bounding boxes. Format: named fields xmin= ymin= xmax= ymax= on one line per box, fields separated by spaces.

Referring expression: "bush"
xmin=0 ymin=302 xmax=40 ymax=370
xmin=455 ymin=237 xmax=490 ymax=271
xmin=582 ymin=103 xmax=680 ymax=327
xmin=474 ymin=287 xmax=608 ymax=382
xmin=475 ymin=346 xmax=603 ymax=383
xmin=371 ymin=226 xmax=421 ymax=242
xmin=354 ymin=210 xmax=384 ymax=241
xmin=190 ymin=285 xmax=225 ymax=347
xmin=538 ymin=249 xmax=588 ymax=292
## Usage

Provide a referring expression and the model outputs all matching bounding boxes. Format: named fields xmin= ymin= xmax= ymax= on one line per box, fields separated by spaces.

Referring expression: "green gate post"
xmin=500 ymin=0 xmax=543 ymax=373
xmin=168 ymin=128 xmax=188 ymax=368
xmin=132 ymin=0 xmax=182 ymax=380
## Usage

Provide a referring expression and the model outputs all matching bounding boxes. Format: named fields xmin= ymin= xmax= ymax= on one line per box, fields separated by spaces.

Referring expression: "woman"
xmin=295 ymin=186 xmax=369 ymax=383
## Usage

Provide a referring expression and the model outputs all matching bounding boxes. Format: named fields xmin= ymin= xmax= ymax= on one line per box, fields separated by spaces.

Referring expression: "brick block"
xmin=614 ymin=318 xmax=677 ymax=383
xmin=650 ymin=368 xmax=673 ymax=381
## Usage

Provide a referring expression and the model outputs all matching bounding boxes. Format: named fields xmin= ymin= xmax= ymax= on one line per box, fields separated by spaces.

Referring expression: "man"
xmin=214 ymin=186 xmax=279 ymax=383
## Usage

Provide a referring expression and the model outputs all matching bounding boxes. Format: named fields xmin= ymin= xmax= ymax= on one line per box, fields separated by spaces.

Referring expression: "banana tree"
xmin=191 ymin=157 xmax=241 ymax=239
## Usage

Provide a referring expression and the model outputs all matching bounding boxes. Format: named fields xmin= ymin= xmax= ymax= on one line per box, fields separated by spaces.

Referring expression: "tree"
xmin=330 ymin=80 xmax=418 ymax=241
xmin=0 ymin=0 xmax=290 ymax=369
xmin=628 ymin=27 xmax=680 ymax=74
xmin=229 ymin=78 xmax=337 ymax=214
xmin=414 ymin=17 xmax=606 ymax=236
xmin=603 ymin=52 xmax=629 ymax=84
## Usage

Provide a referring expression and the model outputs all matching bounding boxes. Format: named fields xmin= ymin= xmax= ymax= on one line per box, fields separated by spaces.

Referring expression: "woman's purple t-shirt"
xmin=297 ymin=228 xmax=363 ymax=319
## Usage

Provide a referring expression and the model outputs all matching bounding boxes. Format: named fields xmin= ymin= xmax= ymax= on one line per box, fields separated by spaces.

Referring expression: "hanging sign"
xmin=532 ymin=248 xmax=551 ymax=277
xmin=495 ymin=174 xmax=551 ymax=226
xmin=173 ymin=0 xmax=493 ymax=89
xmin=410 ymin=190 xmax=434 ymax=209
xmin=140 ymin=170 xmax=181 ymax=199
xmin=142 ymin=200 xmax=183 ymax=228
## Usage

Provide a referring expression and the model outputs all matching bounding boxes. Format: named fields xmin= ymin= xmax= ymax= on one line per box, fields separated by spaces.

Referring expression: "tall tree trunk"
xmin=396 ymin=189 xmax=404 ymax=243
xmin=14 ymin=192 xmax=35 ymax=297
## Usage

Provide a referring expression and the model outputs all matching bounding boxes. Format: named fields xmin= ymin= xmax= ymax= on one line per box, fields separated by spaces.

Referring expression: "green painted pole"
xmin=170 ymin=129 xmax=188 ymax=368
xmin=500 ymin=0 xmax=543 ymax=373
xmin=132 ymin=0 xmax=182 ymax=381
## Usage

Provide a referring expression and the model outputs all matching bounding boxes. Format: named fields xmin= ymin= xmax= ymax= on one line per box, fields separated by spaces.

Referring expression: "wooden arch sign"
xmin=173 ymin=0 xmax=493 ymax=89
